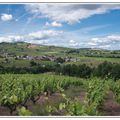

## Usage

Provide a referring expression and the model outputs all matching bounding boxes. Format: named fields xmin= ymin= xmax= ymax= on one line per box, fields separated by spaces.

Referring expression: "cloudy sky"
xmin=0 ymin=4 xmax=120 ymax=50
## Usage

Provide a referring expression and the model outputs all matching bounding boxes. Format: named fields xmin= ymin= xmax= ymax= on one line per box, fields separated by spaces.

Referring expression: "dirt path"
xmin=102 ymin=91 xmax=120 ymax=116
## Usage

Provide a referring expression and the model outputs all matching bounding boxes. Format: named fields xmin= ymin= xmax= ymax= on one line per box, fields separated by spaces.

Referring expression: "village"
xmin=15 ymin=55 xmax=80 ymax=63
xmin=0 ymin=52 xmax=80 ymax=63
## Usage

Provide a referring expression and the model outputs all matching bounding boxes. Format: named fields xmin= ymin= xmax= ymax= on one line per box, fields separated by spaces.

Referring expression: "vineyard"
xmin=0 ymin=74 xmax=120 ymax=116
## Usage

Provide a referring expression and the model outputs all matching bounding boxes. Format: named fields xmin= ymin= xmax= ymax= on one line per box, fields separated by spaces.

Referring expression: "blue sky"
xmin=0 ymin=4 xmax=120 ymax=50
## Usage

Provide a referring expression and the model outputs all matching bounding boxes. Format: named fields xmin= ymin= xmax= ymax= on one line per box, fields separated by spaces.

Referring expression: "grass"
xmin=65 ymin=56 xmax=120 ymax=67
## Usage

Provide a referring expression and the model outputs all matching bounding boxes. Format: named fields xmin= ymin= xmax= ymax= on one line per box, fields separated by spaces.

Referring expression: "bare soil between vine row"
xmin=101 ymin=91 xmax=120 ymax=116
xmin=0 ymin=91 xmax=120 ymax=116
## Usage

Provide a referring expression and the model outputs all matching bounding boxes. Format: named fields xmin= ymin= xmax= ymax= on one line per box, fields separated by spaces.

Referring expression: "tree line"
xmin=0 ymin=61 xmax=120 ymax=80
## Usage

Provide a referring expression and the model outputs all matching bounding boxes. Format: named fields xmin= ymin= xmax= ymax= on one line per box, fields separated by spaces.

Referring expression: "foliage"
xmin=86 ymin=78 xmax=109 ymax=109
xmin=94 ymin=61 xmax=120 ymax=80
xmin=0 ymin=74 xmax=83 ymax=115
xmin=17 ymin=107 xmax=32 ymax=116
xmin=111 ymin=80 xmax=120 ymax=104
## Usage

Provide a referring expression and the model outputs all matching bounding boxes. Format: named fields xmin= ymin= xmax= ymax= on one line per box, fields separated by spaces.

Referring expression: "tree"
xmin=94 ymin=61 xmax=112 ymax=78
xmin=55 ymin=57 xmax=65 ymax=63
xmin=30 ymin=61 xmax=37 ymax=66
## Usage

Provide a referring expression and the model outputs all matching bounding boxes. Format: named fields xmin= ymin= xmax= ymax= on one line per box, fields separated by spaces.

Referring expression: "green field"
xmin=65 ymin=56 xmax=120 ymax=67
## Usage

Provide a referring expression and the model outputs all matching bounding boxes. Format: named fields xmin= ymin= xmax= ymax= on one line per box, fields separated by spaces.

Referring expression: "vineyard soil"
xmin=1 ymin=87 xmax=120 ymax=116
xmin=101 ymin=91 xmax=120 ymax=116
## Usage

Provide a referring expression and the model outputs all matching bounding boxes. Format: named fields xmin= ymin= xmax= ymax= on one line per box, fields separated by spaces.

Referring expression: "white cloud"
xmin=88 ymin=34 xmax=120 ymax=49
xmin=51 ymin=21 xmax=62 ymax=27
xmin=28 ymin=30 xmax=63 ymax=40
xmin=107 ymin=35 xmax=120 ymax=41
xmin=69 ymin=39 xmax=76 ymax=43
xmin=0 ymin=30 xmax=120 ymax=50
xmin=69 ymin=39 xmax=79 ymax=47
xmin=45 ymin=21 xmax=62 ymax=27
xmin=0 ymin=35 xmax=24 ymax=43
xmin=88 ymin=42 xmax=97 ymax=46
xmin=27 ymin=39 xmax=49 ymax=44
xmin=25 ymin=4 xmax=120 ymax=24
xmin=1 ymin=14 xmax=13 ymax=21
xmin=0 ymin=30 xmax=63 ymax=44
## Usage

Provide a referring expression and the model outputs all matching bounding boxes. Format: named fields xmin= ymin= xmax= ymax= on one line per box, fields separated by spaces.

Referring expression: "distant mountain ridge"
xmin=0 ymin=42 xmax=119 ymax=53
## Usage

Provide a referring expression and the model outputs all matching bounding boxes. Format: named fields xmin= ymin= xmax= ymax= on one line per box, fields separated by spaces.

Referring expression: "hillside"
xmin=0 ymin=42 xmax=72 ymax=57
xmin=0 ymin=42 xmax=119 ymax=68
xmin=0 ymin=42 xmax=120 ymax=58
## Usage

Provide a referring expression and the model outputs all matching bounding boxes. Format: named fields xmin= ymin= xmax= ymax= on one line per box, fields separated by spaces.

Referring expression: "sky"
xmin=0 ymin=4 xmax=120 ymax=50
